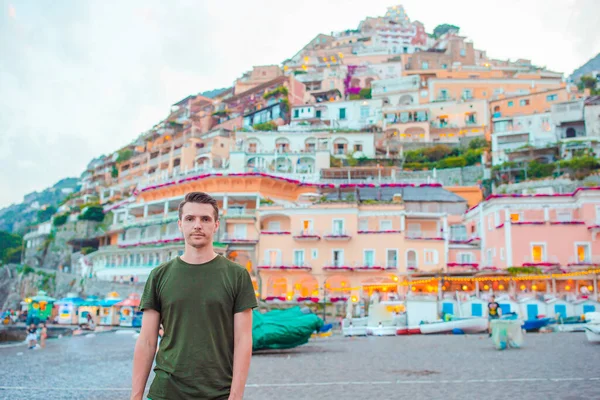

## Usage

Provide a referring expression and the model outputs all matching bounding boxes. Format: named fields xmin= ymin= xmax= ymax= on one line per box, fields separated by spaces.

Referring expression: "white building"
xmin=371 ymin=75 xmax=423 ymax=106
xmin=283 ymin=99 xmax=383 ymax=131
xmin=229 ymin=131 xmax=376 ymax=175
xmin=491 ymin=112 xmax=556 ymax=165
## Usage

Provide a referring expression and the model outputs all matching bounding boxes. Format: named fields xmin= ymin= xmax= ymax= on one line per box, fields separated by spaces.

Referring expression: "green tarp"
xmin=252 ymin=307 xmax=324 ymax=351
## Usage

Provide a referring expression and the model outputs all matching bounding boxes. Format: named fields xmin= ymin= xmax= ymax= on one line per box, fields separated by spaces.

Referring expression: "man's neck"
xmin=180 ymin=245 xmax=218 ymax=265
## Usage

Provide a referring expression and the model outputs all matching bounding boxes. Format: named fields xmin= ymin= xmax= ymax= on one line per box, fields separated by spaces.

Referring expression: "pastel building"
xmin=256 ymin=185 xmax=468 ymax=300
xmin=283 ymin=99 xmax=383 ymax=132
xmin=462 ymin=187 xmax=600 ymax=296
xmin=228 ymin=131 xmax=376 ymax=176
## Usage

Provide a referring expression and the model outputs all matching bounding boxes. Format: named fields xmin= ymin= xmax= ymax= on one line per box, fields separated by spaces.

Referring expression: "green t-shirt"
xmin=140 ymin=255 xmax=258 ymax=400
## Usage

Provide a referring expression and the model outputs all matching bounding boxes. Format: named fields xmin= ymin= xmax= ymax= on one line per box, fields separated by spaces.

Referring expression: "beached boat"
xmin=342 ymin=318 xmax=368 ymax=337
xmin=396 ymin=326 xmax=422 ymax=335
xmin=584 ymin=325 xmax=600 ymax=344
xmin=522 ymin=317 xmax=553 ymax=332
xmin=419 ymin=317 xmax=488 ymax=334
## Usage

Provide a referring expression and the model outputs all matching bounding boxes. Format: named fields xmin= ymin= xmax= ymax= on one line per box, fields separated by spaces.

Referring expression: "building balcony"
xmin=260 ymin=231 xmax=291 ymax=235
xmin=447 ymin=263 xmax=479 ymax=272
xmin=323 ymin=262 xmax=354 ymax=272
xmin=522 ymin=256 xmax=560 ymax=268
xmin=222 ymin=209 xmax=256 ymax=219
xmin=323 ymin=230 xmax=352 ymax=240
xmin=567 ymin=255 xmax=600 ymax=268
xmin=405 ymin=231 xmax=445 ymax=241
xmin=449 ymin=235 xmax=480 ymax=245
xmin=221 ymin=233 xmax=259 ymax=244
xmin=257 ymin=261 xmax=312 ymax=271
xmin=292 ymin=230 xmax=321 ymax=241
xmin=118 ymin=236 xmax=184 ymax=249
xmin=357 ymin=230 xmax=402 ymax=234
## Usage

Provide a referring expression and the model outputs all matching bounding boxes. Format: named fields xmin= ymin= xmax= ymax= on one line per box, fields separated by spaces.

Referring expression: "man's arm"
xmin=131 ymin=309 xmax=160 ymax=400
xmin=229 ymin=308 xmax=253 ymax=400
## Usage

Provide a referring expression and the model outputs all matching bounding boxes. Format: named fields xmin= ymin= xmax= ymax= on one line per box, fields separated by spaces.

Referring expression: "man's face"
xmin=178 ymin=202 xmax=219 ymax=249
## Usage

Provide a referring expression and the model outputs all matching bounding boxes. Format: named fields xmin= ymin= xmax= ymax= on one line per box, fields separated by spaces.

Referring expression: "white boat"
xmin=419 ymin=317 xmax=488 ymax=334
xmin=342 ymin=318 xmax=368 ymax=337
xmin=367 ymin=322 xmax=398 ymax=336
xmin=584 ymin=325 xmax=600 ymax=344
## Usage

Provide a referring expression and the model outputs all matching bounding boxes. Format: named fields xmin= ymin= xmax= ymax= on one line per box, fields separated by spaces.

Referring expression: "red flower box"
xmin=297 ymin=297 xmax=319 ymax=303
xmin=265 ymin=296 xmax=286 ymax=302
xmin=447 ymin=263 xmax=479 ymax=269
xmin=357 ymin=230 xmax=402 ymax=234
xmin=260 ymin=231 xmax=291 ymax=235
xmin=329 ymin=297 xmax=348 ymax=303
xmin=550 ymin=221 xmax=585 ymax=225
xmin=355 ymin=266 xmax=384 ymax=270
xmin=323 ymin=266 xmax=353 ymax=271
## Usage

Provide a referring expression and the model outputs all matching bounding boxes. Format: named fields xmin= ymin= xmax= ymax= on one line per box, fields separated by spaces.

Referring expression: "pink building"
xmin=463 ymin=187 xmax=600 ymax=295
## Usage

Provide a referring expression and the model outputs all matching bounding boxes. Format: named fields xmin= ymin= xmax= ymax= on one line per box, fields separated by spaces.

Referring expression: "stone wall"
xmin=496 ymin=176 xmax=600 ymax=195
xmin=394 ymin=165 xmax=484 ymax=186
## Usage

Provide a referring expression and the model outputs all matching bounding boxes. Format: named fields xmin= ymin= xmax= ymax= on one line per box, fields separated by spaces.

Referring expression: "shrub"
xmin=78 ymin=206 xmax=105 ymax=222
xmin=527 ymin=161 xmax=555 ymax=179
xmin=359 ymin=88 xmax=372 ymax=99
xmin=53 ymin=213 xmax=69 ymax=227
xmin=468 ymin=137 xmax=489 ymax=150
xmin=437 ymin=156 xmax=467 ymax=169
xmin=253 ymin=121 xmax=277 ymax=131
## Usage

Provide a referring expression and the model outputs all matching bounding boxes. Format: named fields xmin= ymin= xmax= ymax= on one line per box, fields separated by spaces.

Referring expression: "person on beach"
xmin=39 ymin=322 xmax=48 ymax=348
xmin=131 ymin=192 xmax=257 ymax=400
xmin=487 ymin=295 xmax=502 ymax=335
xmin=26 ymin=323 xmax=38 ymax=349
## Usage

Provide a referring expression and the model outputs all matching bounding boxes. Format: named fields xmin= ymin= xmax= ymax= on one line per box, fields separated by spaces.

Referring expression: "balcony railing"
xmin=322 ymin=261 xmax=388 ymax=271
xmin=405 ymin=230 xmax=445 ymax=241
xmin=323 ymin=230 xmax=351 ymax=240
xmin=221 ymin=233 xmax=259 ymax=243
xmin=522 ymin=255 xmax=560 ymax=267
xmin=222 ymin=208 xmax=256 ymax=219
xmin=567 ymin=255 xmax=600 ymax=266
xmin=257 ymin=261 xmax=312 ymax=271
xmin=292 ymin=230 xmax=321 ymax=240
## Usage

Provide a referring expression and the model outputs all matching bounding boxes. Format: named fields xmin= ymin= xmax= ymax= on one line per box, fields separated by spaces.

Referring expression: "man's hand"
xmin=130 ymin=309 xmax=160 ymax=400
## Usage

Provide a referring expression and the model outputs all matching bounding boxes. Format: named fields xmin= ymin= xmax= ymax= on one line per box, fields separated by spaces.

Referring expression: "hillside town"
xmin=3 ymin=4 xmax=600 ymax=314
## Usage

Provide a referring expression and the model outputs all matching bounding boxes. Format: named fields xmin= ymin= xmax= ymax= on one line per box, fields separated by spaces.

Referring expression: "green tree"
xmin=116 ymin=149 xmax=134 ymax=163
xmin=433 ymin=24 xmax=460 ymax=38
xmin=0 ymin=230 xmax=23 ymax=264
xmin=111 ymin=165 xmax=119 ymax=178
xmin=78 ymin=206 xmax=105 ymax=222
xmin=53 ymin=213 xmax=69 ymax=227
xmin=359 ymin=88 xmax=372 ymax=99
xmin=437 ymin=156 xmax=467 ymax=169
xmin=37 ymin=206 xmax=57 ymax=223
xmin=423 ymin=145 xmax=453 ymax=162
xmin=468 ymin=137 xmax=489 ymax=150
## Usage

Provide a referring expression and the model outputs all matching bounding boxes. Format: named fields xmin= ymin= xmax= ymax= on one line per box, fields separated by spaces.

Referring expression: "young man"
xmin=131 ymin=192 xmax=257 ymax=400
xmin=487 ymin=295 xmax=502 ymax=335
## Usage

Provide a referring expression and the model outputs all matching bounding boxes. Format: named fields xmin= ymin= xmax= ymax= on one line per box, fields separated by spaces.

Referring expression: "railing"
xmin=323 ymin=230 xmax=351 ymax=238
xmin=522 ymin=255 xmax=560 ymax=266
xmin=221 ymin=233 xmax=259 ymax=242
xmin=405 ymin=230 xmax=445 ymax=240
xmin=292 ymin=230 xmax=321 ymax=239
xmin=258 ymin=260 xmax=311 ymax=270
xmin=567 ymin=255 xmax=600 ymax=265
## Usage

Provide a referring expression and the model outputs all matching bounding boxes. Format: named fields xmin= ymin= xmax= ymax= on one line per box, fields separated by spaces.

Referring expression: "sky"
xmin=1 ymin=0 xmax=599 ymax=208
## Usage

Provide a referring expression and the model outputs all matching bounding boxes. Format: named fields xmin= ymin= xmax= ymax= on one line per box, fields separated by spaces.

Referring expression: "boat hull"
xmin=420 ymin=318 xmax=488 ymax=334
xmin=585 ymin=325 xmax=600 ymax=343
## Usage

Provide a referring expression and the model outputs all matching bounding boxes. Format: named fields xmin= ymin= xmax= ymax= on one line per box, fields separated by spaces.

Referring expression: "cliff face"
xmin=570 ymin=53 xmax=600 ymax=81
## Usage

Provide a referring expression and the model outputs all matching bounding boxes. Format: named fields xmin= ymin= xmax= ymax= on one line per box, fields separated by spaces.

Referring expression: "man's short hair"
xmin=178 ymin=192 xmax=219 ymax=221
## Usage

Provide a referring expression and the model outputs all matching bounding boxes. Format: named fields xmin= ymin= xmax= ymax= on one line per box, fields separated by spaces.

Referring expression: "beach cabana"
xmin=78 ymin=296 xmax=101 ymax=325
xmin=56 ymin=293 xmax=85 ymax=324
xmin=26 ymin=290 xmax=56 ymax=323
xmin=519 ymin=297 xmax=547 ymax=320
xmin=545 ymin=298 xmax=574 ymax=319
xmin=115 ymin=293 xmax=141 ymax=327
xmin=99 ymin=292 xmax=123 ymax=326
xmin=573 ymin=299 xmax=599 ymax=317
xmin=460 ymin=297 xmax=487 ymax=317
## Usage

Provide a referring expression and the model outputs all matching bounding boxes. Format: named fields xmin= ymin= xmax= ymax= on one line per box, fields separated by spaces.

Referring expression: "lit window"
xmin=510 ymin=213 xmax=520 ymax=223
xmin=531 ymin=244 xmax=545 ymax=263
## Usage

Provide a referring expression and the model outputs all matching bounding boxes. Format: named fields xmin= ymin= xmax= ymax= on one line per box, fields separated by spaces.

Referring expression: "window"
xmin=316 ymin=110 xmax=322 ymax=118
xmin=407 ymin=223 xmax=421 ymax=237
xmin=424 ymin=249 xmax=438 ymax=264
xmin=339 ymin=108 xmax=346 ymax=120
xmin=500 ymin=248 xmax=505 ymax=261
xmin=380 ymin=220 xmax=393 ymax=231
xmin=266 ymin=249 xmax=281 ymax=265
xmin=441 ymin=64 xmax=447 ymax=69
xmin=301 ymin=219 xmax=313 ymax=234
xmin=387 ymin=249 xmax=398 ymax=268
xmin=576 ymin=243 xmax=591 ymax=263
xmin=359 ymin=219 xmax=368 ymax=231
xmin=450 ymin=225 xmax=467 ymax=241
xmin=293 ymin=109 xmax=299 ymax=118
xmin=439 ymin=89 xmax=449 ymax=100
xmin=465 ymin=112 xmax=477 ymax=125
xmin=234 ymin=224 xmax=247 ymax=239
xmin=531 ymin=244 xmax=546 ymax=263
xmin=556 ymin=210 xmax=572 ymax=222
xmin=267 ymin=221 xmax=281 ymax=231
xmin=508 ymin=101 xmax=514 ymax=107
xmin=486 ymin=249 xmax=493 ymax=265
xmin=462 ymin=89 xmax=473 ymax=100
xmin=360 ymin=106 xmax=370 ymax=120
xmin=510 ymin=213 xmax=521 ymax=223
xmin=333 ymin=250 xmax=344 ymax=266
xmin=488 ymin=217 xmax=492 ymax=231
xmin=460 ymin=48 xmax=466 ymax=57
xmin=354 ymin=144 xmax=363 ymax=152
xmin=519 ymin=99 xmax=530 ymax=106
xmin=547 ymin=94 xmax=558 ymax=101
xmin=311 ymin=249 xmax=318 ymax=259
xmin=458 ymin=253 xmax=473 ymax=263
xmin=406 ymin=250 xmax=417 ymax=269
xmin=363 ymin=250 xmax=375 ymax=267
xmin=422 ymin=62 xmax=429 ymax=69
xmin=293 ymin=250 xmax=305 ymax=266
xmin=332 ymin=219 xmax=344 ymax=235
